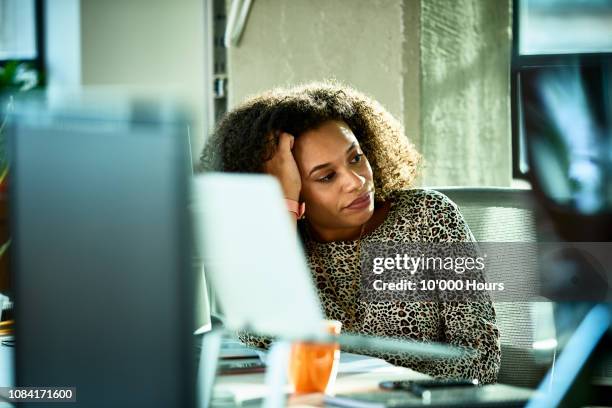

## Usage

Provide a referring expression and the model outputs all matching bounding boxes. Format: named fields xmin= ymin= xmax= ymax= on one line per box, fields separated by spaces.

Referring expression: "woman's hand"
xmin=263 ymin=132 xmax=301 ymax=201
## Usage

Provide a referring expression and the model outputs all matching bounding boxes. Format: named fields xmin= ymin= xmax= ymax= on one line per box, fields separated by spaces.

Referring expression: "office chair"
xmin=434 ymin=187 xmax=556 ymax=388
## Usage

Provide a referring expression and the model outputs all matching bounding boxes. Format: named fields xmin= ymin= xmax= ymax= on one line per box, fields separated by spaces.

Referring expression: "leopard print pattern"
xmin=238 ymin=189 xmax=501 ymax=384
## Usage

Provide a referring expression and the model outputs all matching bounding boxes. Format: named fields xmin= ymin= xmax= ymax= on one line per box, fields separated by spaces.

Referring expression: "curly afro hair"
xmin=200 ymin=81 xmax=421 ymax=202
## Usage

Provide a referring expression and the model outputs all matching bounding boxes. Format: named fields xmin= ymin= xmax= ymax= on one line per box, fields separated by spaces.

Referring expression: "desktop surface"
xmin=1 ymin=335 xmax=537 ymax=408
xmin=208 ymin=345 xmax=534 ymax=407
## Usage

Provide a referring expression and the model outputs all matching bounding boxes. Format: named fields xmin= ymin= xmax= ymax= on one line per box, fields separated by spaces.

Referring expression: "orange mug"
xmin=288 ymin=320 xmax=342 ymax=394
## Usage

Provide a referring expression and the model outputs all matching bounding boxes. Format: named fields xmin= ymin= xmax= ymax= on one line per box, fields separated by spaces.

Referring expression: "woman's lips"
xmin=345 ymin=192 xmax=372 ymax=210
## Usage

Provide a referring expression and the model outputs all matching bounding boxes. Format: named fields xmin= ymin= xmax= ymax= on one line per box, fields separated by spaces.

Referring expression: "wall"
xmin=44 ymin=0 xmax=211 ymax=330
xmin=420 ymin=0 xmax=512 ymax=186
xmin=227 ymin=0 xmax=513 ymax=186
xmin=79 ymin=0 xmax=207 ymax=163
xmin=228 ymin=0 xmax=407 ymax=126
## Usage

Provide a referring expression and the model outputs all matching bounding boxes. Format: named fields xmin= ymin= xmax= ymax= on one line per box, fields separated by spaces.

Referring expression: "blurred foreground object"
xmin=288 ymin=320 xmax=342 ymax=395
xmin=521 ymin=61 xmax=612 ymax=406
xmin=7 ymin=92 xmax=196 ymax=408
xmin=521 ymin=64 xmax=612 ymax=240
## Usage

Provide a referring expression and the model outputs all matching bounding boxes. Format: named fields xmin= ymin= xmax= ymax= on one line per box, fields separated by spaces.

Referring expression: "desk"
xmin=1 ymin=340 xmax=534 ymax=407
xmin=214 ymin=352 xmax=429 ymax=406
xmin=212 ymin=352 xmax=534 ymax=407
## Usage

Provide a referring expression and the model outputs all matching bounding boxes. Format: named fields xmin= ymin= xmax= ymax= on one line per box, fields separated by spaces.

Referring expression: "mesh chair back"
xmin=434 ymin=187 xmax=553 ymax=388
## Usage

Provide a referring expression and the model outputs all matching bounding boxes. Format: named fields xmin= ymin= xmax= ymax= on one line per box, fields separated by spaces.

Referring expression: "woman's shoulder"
xmin=389 ymin=188 xmax=460 ymax=214
xmin=386 ymin=189 xmax=472 ymax=242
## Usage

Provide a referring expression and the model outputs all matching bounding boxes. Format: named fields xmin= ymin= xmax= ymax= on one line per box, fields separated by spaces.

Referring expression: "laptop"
xmin=195 ymin=173 xmax=323 ymax=339
xmin=7 ymin=93 xmax=196 ymax=408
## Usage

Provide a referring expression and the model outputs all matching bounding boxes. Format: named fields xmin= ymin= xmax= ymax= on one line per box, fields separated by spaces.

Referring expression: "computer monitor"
xmin=519 ymin=63 xmax=612 ymax=240
xmin=7 ymin=92 xmax=196 ymax=408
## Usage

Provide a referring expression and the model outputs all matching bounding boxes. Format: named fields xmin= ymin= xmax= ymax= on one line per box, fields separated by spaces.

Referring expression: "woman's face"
xmin=293 ymin=120 xmax=375 ymax=234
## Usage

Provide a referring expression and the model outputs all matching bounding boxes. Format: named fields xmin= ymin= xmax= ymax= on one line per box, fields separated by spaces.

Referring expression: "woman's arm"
xmin=353 ymin=300 xmax=500 ymax=384
xmin=236 ymin=132 xmax=301 ymax=348
xmin=263 ymin=131 xmax=303 ymax=226
xmin=347 ymin=191 xmax=500 ymax=384
xmin=340 ymin=300 xmax=499 ymax=384
xmin=427 ymin=300 xmax=501 ymax=383
xmin=263 ymin=132 xmax=301 ymax=202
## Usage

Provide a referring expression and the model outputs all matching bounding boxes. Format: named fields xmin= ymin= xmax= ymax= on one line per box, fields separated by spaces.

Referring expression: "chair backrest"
xmin=434 ymin=188 xmax=536 ymax=242
xmin=433 ymin=187 xmax=554 ymax=388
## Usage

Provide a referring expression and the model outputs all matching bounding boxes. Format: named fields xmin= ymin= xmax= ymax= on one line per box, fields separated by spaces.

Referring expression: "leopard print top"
xmin=239 ymin=189 xmax=501 ymax=384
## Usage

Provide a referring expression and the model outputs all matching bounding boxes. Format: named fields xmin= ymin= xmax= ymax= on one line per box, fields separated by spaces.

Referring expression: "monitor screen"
xmin=519 ymin=64 xmax=612 ymax=214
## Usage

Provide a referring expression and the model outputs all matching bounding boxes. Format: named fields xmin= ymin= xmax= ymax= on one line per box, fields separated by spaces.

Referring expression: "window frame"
xmin=0 ymin=0 xmax=45 ymax=72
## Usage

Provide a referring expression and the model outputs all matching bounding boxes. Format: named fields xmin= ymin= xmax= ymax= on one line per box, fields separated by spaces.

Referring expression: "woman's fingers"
xmin=279 ymin=132 xmax=295 ymax=151
xmin=263 ymin=131 xmax=301 ymax=201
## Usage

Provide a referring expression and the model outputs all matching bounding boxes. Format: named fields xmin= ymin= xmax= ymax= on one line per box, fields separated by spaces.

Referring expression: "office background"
xmin=1 ymin=2 xmax=611 ymax=392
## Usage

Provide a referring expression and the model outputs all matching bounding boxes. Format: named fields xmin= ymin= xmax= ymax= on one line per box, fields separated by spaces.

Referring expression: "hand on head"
xmin=263 ymin=132 xmax=302 ymax=202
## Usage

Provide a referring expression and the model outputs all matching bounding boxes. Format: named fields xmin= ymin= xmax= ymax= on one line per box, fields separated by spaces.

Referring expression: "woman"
xmin=200 ymin=82 xmax=501 ymax=383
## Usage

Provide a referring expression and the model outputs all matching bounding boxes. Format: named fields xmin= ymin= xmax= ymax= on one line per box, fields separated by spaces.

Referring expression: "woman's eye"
xmin=318 ymin=172 xmax=336 ymax=182
xmin=351 ymin=153 xmax=363 ymax=163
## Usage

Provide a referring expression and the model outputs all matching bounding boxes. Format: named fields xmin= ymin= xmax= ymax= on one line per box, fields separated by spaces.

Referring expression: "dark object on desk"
xmin=217 ymin=358 xmax=266 ymax=375
xmin=7 ymin=94 xmax=196 ymax=408
xmin=194 ymin=335 xmax=266 ymax=367
xmin=325 ymin=383 xmax=533 ymax=408
xmin=199 ymin=333 xmax=266 ymax=374
xmin=379 ymin=378 xmax=478 ymax=397
xmin=194 ymin=328 xmax=263 ymax=361
xmin=218 ymin=335 xmax=262 ymax=360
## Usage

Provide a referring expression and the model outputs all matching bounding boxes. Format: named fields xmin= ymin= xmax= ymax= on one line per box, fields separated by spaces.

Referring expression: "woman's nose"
xmin=342 ymin=170 xmax=366 ymax=192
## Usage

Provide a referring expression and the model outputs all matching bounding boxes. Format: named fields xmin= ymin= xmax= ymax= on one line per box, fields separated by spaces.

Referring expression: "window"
xmin=0 ymin=0 xmax=44 ymax=68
